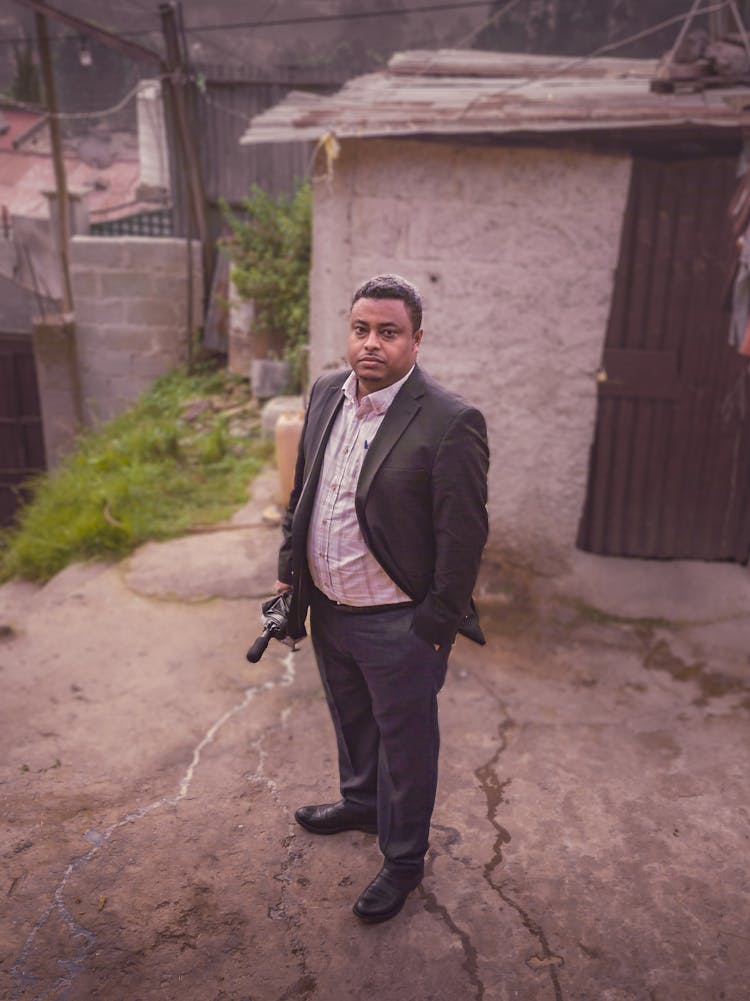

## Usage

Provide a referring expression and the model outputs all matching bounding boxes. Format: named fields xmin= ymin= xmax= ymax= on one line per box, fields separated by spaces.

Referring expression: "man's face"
xmin=347 ymin=297 xmax=422 ymax=396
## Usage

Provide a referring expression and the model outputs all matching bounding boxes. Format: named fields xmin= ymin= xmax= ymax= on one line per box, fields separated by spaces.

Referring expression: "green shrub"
xmin=221 ymin=181 xmax=311 ymax=389
xmin=0 ymin=366 xmax=272 ymax=583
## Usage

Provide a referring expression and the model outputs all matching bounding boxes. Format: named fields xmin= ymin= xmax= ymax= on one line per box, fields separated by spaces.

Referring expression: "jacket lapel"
xmin=356 ymin=368 xmax=424 ymax=505
xmin=297 ymin=380 xmax=344 ymax=514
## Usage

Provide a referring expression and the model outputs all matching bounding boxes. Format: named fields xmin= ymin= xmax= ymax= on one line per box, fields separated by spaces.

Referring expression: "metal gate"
xmin=577 ymin=154 xmax=750 ymax=562
xmin=0 ymin=333 xmax=45 ymax=526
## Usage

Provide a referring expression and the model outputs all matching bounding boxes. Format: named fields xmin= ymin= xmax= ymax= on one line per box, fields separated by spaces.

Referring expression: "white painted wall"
xmin=309 ymin=138 xmax=632 ymax=569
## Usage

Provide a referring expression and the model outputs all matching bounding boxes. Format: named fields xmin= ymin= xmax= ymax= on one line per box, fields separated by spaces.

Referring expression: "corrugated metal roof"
xmin=239 ymin=48 xmax=750 ymax=145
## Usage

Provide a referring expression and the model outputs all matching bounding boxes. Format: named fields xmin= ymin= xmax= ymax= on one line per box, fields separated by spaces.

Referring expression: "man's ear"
xmin=413 ymin=328 xmax=424 ymax=348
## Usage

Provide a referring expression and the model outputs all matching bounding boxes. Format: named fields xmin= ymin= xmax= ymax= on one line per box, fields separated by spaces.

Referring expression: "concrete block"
xmin=147 ymin=326 xmax=184 ymax=354
xmin=70 ymin=270 xmax=100 ymax=298
xmin=71 ymin=236 xmax=128 ymax=269
xmin=150 ymin=274 xmax=193 ymax=302
xmin=74 ymin=298 xmax=125 ymax=325
xmin=129 ymin=351 xmax=183 ymax=380
xmin=125 ymin=297 xmax=182 ymax=326
xmin=100 ymin=272 xmax=153 ymax=298
xmin=118 ymin=237 xmax=200 ymax=272
xmin=78 ymin=346 xmax=135 ymax=379
xmin=102 ymin=327 xmax=155 ymax=354
xmin=252 ymin=359 xmax=291 ymax=400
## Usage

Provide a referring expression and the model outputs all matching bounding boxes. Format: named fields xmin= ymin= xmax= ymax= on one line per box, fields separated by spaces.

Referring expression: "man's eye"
xmin=381 ymin=329 xmax=396 ymax=339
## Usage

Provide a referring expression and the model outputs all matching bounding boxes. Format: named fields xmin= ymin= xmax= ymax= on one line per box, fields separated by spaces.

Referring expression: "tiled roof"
xmin=0 ymin=106 xmax=152 ymax=221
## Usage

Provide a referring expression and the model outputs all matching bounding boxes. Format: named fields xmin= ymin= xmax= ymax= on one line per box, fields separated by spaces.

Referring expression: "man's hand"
xmin=274 ymin=580 xmax=293 ymax=595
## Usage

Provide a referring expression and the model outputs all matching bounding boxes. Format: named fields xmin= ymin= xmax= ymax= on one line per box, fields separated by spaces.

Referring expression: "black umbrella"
xmin=246 ymin=590 xmax=294 ymax=663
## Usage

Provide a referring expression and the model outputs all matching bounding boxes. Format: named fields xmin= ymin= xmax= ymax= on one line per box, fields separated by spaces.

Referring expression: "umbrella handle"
xmin=246 ymin=628 xmax=272 ymax=664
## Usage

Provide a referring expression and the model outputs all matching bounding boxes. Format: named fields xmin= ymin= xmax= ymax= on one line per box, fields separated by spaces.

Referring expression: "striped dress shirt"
xmin=307 ymin=367 xmax=414 ymax=606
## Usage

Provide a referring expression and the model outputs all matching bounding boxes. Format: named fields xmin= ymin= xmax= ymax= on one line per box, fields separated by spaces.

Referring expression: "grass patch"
xmin=0 ymin=365 xmax=273 ymax=583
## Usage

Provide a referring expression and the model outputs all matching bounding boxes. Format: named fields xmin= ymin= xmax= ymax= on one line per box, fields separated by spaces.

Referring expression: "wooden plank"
xmin=388 ymin=50 xmax=658 ymax=80
xmin=684 ymin=159 xmax=737 ymax=557
xmin=657 ymin=159 xmax=697 ymax=557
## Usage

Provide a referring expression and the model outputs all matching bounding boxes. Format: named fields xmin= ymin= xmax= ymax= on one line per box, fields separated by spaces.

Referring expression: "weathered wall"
xmin=70 ymin=236 xmax=202 ymax=424
xmin=32 ymin=316 xmax=82 ymax=467
xmin=309 ymin=139 xmax=631 ymax=568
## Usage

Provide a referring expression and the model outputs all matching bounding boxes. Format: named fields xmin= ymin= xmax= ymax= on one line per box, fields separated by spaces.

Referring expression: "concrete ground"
xmin=1 ymin=468 xmax=749 ymax=1001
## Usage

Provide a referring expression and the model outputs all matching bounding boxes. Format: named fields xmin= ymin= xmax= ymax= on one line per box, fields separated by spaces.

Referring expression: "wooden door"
xmin=0 ymin=333 xmax=45 ymax=526
xmin=577 ymin=154 xmax=750 ymax=561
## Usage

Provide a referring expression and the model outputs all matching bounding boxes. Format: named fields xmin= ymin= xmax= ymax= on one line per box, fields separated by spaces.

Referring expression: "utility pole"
xmin=34 ymin=11 xmax=73 ymax=314
xmin=159 ymin=2 xmax=211 ymax=289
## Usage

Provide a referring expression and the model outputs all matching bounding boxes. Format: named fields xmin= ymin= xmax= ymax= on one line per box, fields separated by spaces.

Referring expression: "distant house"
xmin=240 ymin=49 xmax=750 ymax=568
xmin=0 ymin=98 xmax=171 ymax=301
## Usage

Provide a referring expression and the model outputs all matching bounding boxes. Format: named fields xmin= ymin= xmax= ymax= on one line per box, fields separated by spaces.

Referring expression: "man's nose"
xmin=363 ymin=329 xmax=380 ymax=350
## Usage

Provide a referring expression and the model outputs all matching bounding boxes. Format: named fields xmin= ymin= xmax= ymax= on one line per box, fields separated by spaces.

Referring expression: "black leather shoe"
xmin=294 ymin=800 xmax=377 ymax=836
xmin=353 ymin=867 xmax=422 ymax=924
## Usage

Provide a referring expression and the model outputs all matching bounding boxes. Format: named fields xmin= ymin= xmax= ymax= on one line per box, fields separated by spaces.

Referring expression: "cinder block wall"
xmin=309 ymin=139 xmax=632 ymax=569
xmin=70 ymin=237 xmax=202 ymax=424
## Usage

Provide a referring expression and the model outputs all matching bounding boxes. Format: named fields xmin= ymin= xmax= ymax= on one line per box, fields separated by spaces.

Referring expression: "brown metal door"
xmin=577 ymin=154 xmax=750 ymax=562
xmin=0 ymin=333 xmax=45 ymax=526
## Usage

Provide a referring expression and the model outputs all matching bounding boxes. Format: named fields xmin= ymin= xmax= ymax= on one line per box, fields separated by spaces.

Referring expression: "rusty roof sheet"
xmin=239 ymin=48 xmax=750 ymax=145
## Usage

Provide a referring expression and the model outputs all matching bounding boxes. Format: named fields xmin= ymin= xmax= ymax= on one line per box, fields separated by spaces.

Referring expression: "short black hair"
xmin=351 ymin=274 xmax=422 ymax=333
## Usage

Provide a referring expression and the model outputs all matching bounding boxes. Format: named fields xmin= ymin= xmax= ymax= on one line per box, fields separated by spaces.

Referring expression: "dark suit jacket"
xmin=278 ymin=365 xmax=489 ymax=647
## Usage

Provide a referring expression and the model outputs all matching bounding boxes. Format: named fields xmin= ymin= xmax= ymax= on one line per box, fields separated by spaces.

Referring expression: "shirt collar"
xmin=342 ymin=366 xmax=415 ymax=417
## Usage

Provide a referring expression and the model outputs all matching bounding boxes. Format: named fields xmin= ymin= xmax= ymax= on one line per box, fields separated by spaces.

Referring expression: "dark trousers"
xmin=309 ymin=590 xmax=449 ymax=879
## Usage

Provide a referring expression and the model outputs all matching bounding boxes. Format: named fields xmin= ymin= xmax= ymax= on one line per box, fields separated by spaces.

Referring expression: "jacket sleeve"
xmin=411 ymin=406 xmax=489 ymax=647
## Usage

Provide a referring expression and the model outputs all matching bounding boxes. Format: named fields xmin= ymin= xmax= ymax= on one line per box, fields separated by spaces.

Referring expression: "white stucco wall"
xmin=309 ymin=139 xmax=632 ymax=569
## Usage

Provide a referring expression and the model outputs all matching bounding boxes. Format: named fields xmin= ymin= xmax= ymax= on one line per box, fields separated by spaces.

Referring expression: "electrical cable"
xmin=454 ymin=0 xmax=735 ymax=119
xmin=0 ymin=2 xmax=505 ymax=46
xmin=0 ymin=77 xmax=166 ymax=120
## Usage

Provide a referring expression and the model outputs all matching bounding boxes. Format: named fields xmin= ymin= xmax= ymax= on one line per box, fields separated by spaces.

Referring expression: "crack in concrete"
xmin=10 ymin=651 xmax=298 ymax=1001
xmin=473 ymin=706 xmax=565 ymax=1001
xmin=244 ymin=694 xmax=316 ymax=998
xmin=418 ymin=878 xmax=485 ymax=1000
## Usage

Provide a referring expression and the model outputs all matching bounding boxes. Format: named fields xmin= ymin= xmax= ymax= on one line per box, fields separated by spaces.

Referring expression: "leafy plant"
xmin=221 ymin=181 xmax=311 ymax=390
xmin=0 ymin=365 xmax=272 ymax=583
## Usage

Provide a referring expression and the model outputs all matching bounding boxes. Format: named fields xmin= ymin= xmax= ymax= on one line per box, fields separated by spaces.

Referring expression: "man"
xmin=275 ymin=273 xmax=489 ymax=923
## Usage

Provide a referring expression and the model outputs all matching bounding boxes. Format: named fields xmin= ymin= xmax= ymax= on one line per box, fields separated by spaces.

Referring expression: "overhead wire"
xmin=189 ymin=0 xmax=528 ymax=131
xmin=3 ymin=2 xmax=743 ymax=140
xmin=454 ymin=0 xmax=737 ymax=119
xmin=0 ymin=2 xmax=504 ymax=47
